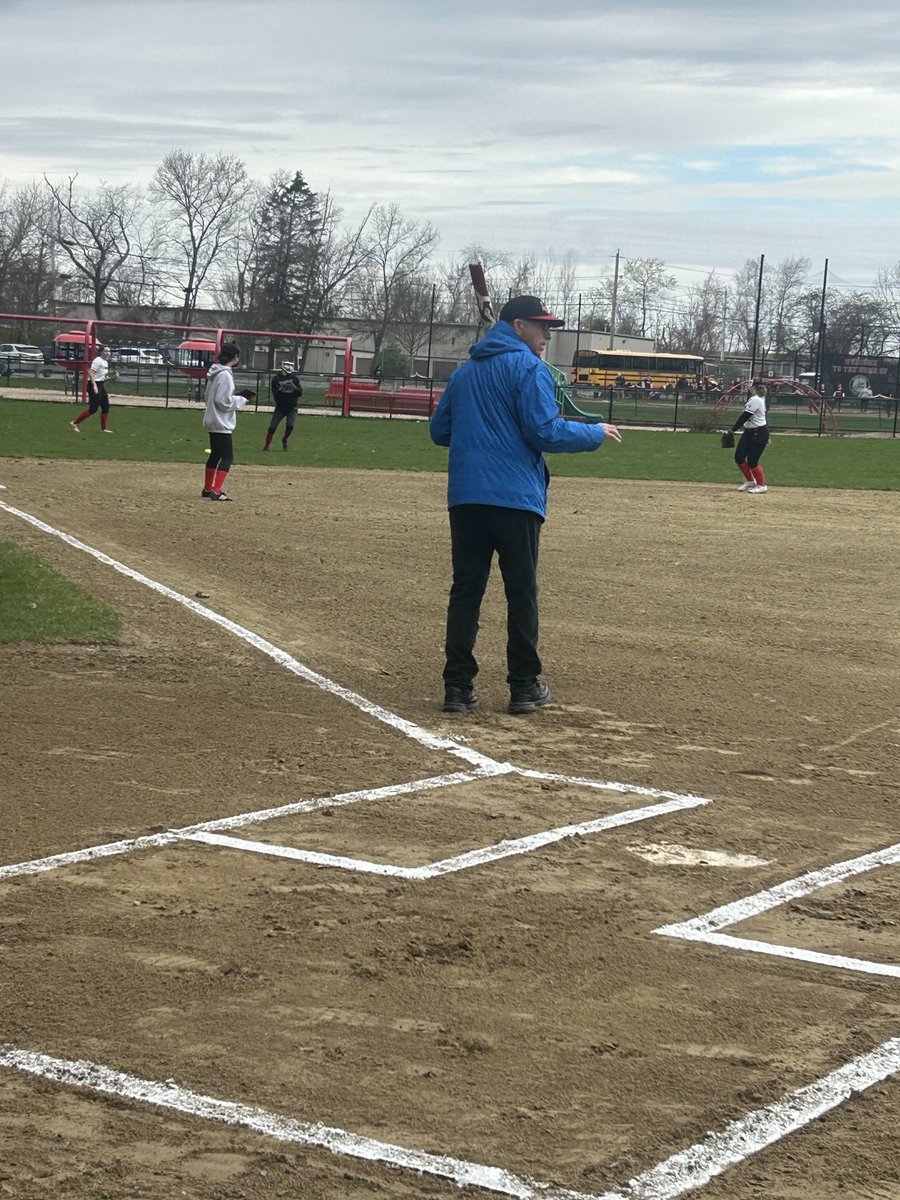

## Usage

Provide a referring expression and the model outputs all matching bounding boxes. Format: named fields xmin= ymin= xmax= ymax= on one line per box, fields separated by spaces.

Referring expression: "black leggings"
xmin=268 ymin=406 xmax=297 ymax=434
xmin=735 ymin=427 xmax=769 ymax=468
xmin=87 ymin=381 xmax=110 ymax=414
xmin=207 ymin=431 xmax=233 ymax=472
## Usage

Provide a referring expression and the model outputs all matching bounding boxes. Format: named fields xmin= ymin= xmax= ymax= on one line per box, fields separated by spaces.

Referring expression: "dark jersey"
xmin=270 ymin=371 xmax=303 ymax=411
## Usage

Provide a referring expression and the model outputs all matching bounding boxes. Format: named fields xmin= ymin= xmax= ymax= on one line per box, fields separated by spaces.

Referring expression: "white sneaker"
xmin=738 ymin=481 xmax=754 ymax=491
xmin=749 ymin=484 xmax=768 ymax=494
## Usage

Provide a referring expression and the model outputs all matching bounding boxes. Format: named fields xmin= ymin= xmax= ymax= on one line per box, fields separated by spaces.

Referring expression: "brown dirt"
xmin=0 ymin=458 xmax=898 ymax=1200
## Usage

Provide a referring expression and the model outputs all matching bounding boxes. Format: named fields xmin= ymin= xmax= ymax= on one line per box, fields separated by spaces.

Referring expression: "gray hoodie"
xmin=203 ymin=363 xmax=247 ymax=433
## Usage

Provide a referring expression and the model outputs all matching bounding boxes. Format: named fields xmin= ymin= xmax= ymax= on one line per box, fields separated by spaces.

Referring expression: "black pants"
xmin=443 ymin=504 xmax=542 ymax=689
xmin=207 ymin=431 xmax=233 ymax=472
xmin=268 ymin=405 xmax=297 ymax=434
xmin=735 ymin=427 xmax=769 ymax=468
xmin=87 ymin=381 xmax=109 ymax=414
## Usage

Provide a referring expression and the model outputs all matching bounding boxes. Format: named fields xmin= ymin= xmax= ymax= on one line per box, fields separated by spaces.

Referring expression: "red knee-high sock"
xmin=752 ymin=465 xmax=765 ymax=486
xmin=73 ymin=409 xmax=90 ymax=425
xmin=283 ymin=426 xmax=293 ymax=442
xmin=264 ymin=429 xmax=274 ymax=448
xmin=100 ymin=412 xmax=109 ymax=430
xmin=739 ymin=462 xmax=754 ymax=481
xmin=204 ymin=466 xmax=217 ymax=491
xmin=212 ymin=468 xmax=229 ymax=493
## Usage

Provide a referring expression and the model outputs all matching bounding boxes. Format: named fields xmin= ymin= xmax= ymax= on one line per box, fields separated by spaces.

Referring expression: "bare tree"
xmin=352 ymin=204 xmax=439 ymax=362
xmin=766 ymin=256 xmax=811 ymax=352
xmin=728 ymin=257 xmax=764 ymax=354
xmin=150 ymin=150 xmax=252 ymax=325
xmin=614 ymin=257 xmax=677 ymax=338
xmin=391 ymin=275 xmax=436 ymax=373
xmin=0 ymin=181 xmax=55 ymax=315
xmin=105 ymin=201 xmax=170 ymax=316
xmin=664 ymin=272 xmax=726 ymax=355
xmin=875 ymin=263 xmax=900 ymax=349
xmin=289 ymin=191 xmax=374 ymax=344
xmin=44 ymin=174 xmax=141 ymax=319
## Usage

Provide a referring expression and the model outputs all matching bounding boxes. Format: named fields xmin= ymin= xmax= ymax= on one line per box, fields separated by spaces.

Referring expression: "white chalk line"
xmin=0 ymin=770 xmax=498 ymax=882
xmin=0 ymin=768 xmax=715 ymax=884
xmin=0 ymin=1045 xmax=593 ymax=1200
xmin=0 ymin=499 xmax=498 ymax=772
xmin=591 ymin=1034 xmax=900 ymax=1200
xmin=675 ymin=932 xmax=900 ymax=981
xmin=2 ymin=1037 xmax=899 ymax=1200
xmin=188 ymin=794 xmax=711 ymax=880
xmin=656 ymin=842 xmax=900 ymax=980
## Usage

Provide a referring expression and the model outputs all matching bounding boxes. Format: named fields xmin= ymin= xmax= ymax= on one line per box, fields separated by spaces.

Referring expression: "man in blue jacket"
xmin=430 ymin=295 xmax=621 ymax=715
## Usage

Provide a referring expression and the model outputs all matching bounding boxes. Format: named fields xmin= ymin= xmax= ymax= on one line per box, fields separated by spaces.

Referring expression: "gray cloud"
xmin=1 ymin=0 xmax=899 ymax=283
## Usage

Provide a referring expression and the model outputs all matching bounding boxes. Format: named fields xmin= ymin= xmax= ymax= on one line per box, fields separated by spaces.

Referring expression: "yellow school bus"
xmin=569 ymin=349 xmax=708 ymax=389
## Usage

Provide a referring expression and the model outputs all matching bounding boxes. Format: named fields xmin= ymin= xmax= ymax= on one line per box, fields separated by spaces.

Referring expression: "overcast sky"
xmin=3 ymin=0 xmax=900 ymax=294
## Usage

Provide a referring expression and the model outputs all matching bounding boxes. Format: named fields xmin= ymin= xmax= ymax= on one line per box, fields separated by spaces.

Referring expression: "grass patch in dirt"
xmin=0 ymin=540 xmax=120 ymax=645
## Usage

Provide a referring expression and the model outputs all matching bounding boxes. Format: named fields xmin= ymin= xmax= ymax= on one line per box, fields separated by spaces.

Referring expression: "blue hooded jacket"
xmin=429 ymin=321 xmax=605 ymax=519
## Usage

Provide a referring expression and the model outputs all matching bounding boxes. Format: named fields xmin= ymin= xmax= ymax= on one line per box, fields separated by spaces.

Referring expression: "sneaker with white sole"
xmin=749 ymin=484 xmax=768 ymax=493
xmin=738 ymin=481 xmax=755 ymax=491
xmin=69 ymin=421 xmax=81 ymax=432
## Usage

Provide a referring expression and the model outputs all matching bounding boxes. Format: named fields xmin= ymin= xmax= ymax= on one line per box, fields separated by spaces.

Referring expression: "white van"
xmin=111 ymin=346 xmax=164 ymax=367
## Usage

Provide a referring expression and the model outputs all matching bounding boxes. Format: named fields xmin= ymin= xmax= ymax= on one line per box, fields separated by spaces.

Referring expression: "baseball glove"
xmin=237 ymin=388 xmax=257 ymax=401
xmin=720 ymin=430 xmax=735 ymax=448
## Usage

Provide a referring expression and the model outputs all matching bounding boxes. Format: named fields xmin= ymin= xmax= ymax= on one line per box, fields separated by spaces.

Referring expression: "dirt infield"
xmin=1 ymin=458 xmax=898 ymax=1200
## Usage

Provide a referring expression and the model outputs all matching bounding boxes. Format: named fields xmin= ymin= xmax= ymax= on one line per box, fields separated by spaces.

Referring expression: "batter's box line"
xmin=2 ymin=1036 xmax=899 ymax=1200
xmin=656 ymin=841 xmax=900 ymax=980
xmin=188 ymin=791 xmax=710 ymax=880
xmin=0 ymin=765 xmax=713 ymax=884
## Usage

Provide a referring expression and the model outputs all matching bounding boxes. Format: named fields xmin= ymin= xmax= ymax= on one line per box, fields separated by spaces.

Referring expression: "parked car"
xmin=0 ymin=343 xmax=45 ymax=368
xmin=110 ymin=345 xmax=164 ymax=367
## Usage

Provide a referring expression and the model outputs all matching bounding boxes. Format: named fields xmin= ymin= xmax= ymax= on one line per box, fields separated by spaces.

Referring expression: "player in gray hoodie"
xmin=202 ymin=342 xmax=251 ymax=501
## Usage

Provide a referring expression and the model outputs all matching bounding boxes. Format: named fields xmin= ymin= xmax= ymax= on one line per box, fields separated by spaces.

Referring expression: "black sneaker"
xmin=208 ymin=491 xmax=233 ymax=502
xmin=442 ymin=686 xmax=478 ymax=713
xmin=508 ymin=681 xmax=551 ymax=714
xmin=201 ymin=488 xmax=213 ymax=498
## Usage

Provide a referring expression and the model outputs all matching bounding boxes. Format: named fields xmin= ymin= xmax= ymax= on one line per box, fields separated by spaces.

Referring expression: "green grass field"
xmin=0 ymin=397 xmax=897 ymax=490
xmin=0 ymin=541 xmax=120 ymax=644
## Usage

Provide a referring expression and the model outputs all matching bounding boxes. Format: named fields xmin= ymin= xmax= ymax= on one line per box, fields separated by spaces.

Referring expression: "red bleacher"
xmin=324 ymin=378 xmax=442 ymax=417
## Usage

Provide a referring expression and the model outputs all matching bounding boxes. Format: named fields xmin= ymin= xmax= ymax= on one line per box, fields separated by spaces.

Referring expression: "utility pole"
xmin=608 ymin=249 xmax=620 ymax=351
xmin=720 ymin=288 xmax=727 ymax=362
xmin=815 ymin=258 xmax=829 ymax=435
xmin=575 ymin=293 xmax=582 ymax=374
xmin=749 ymin=254 xmax=765 ymax=379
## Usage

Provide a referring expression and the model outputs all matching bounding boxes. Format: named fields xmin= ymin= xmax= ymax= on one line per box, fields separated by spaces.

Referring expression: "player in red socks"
xmin=201 ymin=343 xmax=253 ymax=501
xmin=731 ymin=380 xmax=770 ymax=494
xmin=70 ymin=345 xmax=113 ymax=433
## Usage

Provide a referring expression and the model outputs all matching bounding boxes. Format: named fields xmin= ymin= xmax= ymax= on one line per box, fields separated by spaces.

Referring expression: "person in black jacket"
xmin=264 ymin=361 xmax=303 ymax=451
